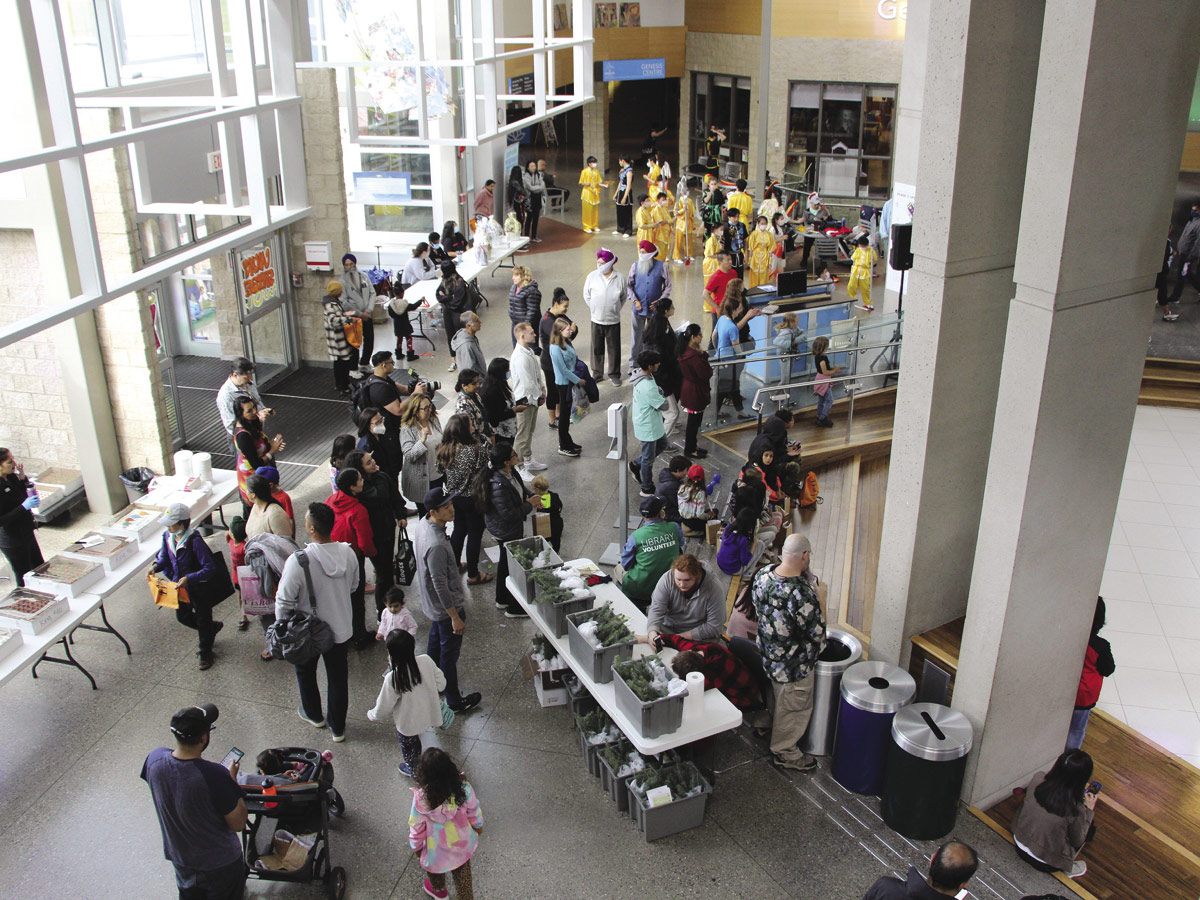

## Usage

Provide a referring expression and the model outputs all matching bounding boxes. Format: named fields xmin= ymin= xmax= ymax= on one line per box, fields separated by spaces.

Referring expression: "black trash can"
xmin=882 ymin=702 xmax=974 ymax=839
xmin=119 ymin=467 xmax=157 ymax=503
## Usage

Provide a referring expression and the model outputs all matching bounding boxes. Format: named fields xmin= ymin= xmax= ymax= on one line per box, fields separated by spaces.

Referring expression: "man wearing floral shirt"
xmin=752 ymin=533 xmax=826 ymax=771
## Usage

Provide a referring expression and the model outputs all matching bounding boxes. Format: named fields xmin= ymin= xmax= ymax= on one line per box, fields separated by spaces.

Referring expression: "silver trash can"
xmin=800 ymin=628 xmax=863 ymax=756
xmin=882 ymin=703 xmax=974 ymax=839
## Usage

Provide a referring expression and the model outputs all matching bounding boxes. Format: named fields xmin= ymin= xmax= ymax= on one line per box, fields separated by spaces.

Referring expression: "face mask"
xmin=372 ymin=423 xmax=385 ymax=435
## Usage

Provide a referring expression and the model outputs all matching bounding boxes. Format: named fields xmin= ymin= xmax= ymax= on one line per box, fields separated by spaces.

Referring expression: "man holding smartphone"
xmin=141 ymin=703 xmax=248 ymax=899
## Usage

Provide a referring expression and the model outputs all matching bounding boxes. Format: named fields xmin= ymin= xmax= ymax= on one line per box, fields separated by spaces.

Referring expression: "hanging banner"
xmin=240 ymin=245 xmax=279 ymax=314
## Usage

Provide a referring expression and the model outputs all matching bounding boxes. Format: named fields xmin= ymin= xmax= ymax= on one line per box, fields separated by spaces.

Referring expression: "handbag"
xmin=237 ymin=565 xmax=275 ymax=616
xmin=186 ymin=542 xmax=236 ymax=609
xmin=439 ymin=698 xmax=455 ymax=730
xmin=394 ymin=524 xmax=417 ymax=586
xmin=265 ymin=551 xmax=335 ymax=666
xmin=343 ymin=317 xmax=363 ymax=348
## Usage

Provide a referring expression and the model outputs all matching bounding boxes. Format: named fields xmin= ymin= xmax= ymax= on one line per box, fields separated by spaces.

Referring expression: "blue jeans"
xmin=1066 ymin=707 xmax=1091 ymax=750
xmin=174 ymin=856 xmax=246 ymax=900
xmin=427 ymin=611 xmax=465 ymax=705
xmin=295 ymin=639 xmax=350 ymax=736
xmin=816 ymin=388 xmax=833 ymax=420
xmin=639 ymin=437 xmax=666 ymax=492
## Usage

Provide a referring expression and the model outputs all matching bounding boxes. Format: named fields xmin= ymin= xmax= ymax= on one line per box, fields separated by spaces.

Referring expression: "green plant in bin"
xmin=576 ymin=707 xmax=613 ymax=739
xmin=509 ymin=542 xmax=536 ymax=570
xmin=531 ymin=633 xmax=554 ymax=659
xmin=589 ymin=604 xmax=634 ymax=647
xmin=602 ymin=738 xmax=635 ymax=772
xmin=613 ymin=657 xmax=668 ymax=702
xmin=632 ymin=760 xmax=705 ymax=799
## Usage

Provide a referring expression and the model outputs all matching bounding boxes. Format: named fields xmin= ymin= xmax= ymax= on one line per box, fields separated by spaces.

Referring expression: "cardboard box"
xmin=0 ymin=626 xmax=23 ymax=664
xmin=60 ymin=532 xmax=138 ymax=573
xmin=24 ymin=556 xmax=105 ymax=598
xmin=534 ymin=670 xmax=569 ymax=707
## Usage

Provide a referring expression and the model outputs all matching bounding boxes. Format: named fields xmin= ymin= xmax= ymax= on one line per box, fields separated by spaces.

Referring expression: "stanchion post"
xmin=599 ymin=402 xmax=630 ymax=566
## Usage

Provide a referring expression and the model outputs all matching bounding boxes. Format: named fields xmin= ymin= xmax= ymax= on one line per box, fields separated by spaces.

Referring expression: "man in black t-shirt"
xmin=362 ymin=351 xmax=427 ymax=478
xmin=141 ymin=703 xmax=248 ymax=900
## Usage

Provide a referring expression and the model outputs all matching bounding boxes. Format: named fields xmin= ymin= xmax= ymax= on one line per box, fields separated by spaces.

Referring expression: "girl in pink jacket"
xmin=409 ymin=748 xmax=483 ymax=899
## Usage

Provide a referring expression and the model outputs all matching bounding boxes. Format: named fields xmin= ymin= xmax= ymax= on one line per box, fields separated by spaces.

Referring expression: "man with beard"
xmin=644 ymin=553 xmax=726 ymax=643
xmin=626 ymin=239 xmax=672 ymax=374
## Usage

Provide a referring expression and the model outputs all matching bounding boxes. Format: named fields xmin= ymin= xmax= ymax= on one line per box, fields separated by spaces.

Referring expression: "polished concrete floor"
xmin=0 ymin=201 xmax=1067 ymax=900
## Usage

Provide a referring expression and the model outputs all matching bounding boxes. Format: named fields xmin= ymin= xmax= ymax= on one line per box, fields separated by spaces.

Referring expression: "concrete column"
xmin=871 ymin=0 xmax=1044 ymax=663
xmin=954 ymin=0 xmax=1200 ymax=807
xmin=582 ymin=84 xmax=610 ymax=169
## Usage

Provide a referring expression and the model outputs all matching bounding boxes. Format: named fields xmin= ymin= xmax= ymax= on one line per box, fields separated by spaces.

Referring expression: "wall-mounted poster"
xmin=619 ymin=3 xmax=641 ymax=26
xmin=595 ymin=3 xmax=617 ymax=28
xmin=553 ymin=3 xmax=570 ymax=30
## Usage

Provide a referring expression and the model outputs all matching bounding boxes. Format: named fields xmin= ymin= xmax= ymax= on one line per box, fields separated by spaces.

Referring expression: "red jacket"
xmin=325 ymin=491 xmax=377 ymax=559
xmin=660 ymin=634 xmax=760 ymax=711
xmin=678 ymin=346 xmax=713 ymax=412
xmin=1074 ymin=636 xmax=1115 ymax=708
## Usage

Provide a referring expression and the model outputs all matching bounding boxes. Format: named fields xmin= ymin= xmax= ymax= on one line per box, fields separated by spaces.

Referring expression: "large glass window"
xmin=785 ymin=82 xmax=896 ymax=200
xmin=109 ymin=0 xmax=207 ymax=81
xmin=357 ymin=149 xmax=434 ymax=234
xmin=690 ymin=72 xmax=753 ymax=179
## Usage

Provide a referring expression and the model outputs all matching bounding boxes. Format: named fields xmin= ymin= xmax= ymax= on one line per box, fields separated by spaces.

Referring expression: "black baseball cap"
xmin=170 ymin=703 xmax=219 ymax=740
xmin=424 ymin=487 xmax=457 ymax=511
xmin=639 ymin=496 xmax=664 ymax=517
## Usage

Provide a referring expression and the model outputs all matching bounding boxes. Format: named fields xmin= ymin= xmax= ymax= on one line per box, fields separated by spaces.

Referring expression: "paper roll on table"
xmin=684 ymin=670 xmax=705 ymax=718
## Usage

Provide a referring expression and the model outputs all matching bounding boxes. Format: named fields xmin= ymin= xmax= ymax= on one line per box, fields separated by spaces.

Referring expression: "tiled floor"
xmin=1100 ymin=404 xmax=1200 ymax=766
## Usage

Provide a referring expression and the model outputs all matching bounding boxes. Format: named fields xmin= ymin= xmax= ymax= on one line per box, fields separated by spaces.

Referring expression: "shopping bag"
xmin=343 ymin=317 xmax=363 ymax=348
xmin=237 ymin=565 xmax=275 ymax=616
xmin=394 ymin=525 xmax=417 ymax=586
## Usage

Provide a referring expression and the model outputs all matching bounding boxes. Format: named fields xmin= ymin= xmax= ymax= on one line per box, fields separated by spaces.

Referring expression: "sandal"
xmin=467 ymin=573 xmax=494 ymax=585
xmin=237 ymin=618 xmax=249 ymax=632
xmin=260 ymin=649 xmax=273 ymax=661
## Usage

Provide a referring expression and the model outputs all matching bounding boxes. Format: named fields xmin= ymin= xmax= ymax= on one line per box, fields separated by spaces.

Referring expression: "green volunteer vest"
xmin=623 ymin=521 xmax=684 ymax=601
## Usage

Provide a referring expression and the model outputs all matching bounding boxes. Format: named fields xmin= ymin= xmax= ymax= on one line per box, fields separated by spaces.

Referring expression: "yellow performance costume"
xmin=635 ymin=205 xmax=656 ymax=247
xmin=652 ymin=200 xmax=672 ymax=261
xmin=727 ymin=190 xmax=753 ymax=225
xmin=578 ymin=167 xmax=604 ymax=231
xmin=673 ymin=196 xmax=700 ymax=261
xmin=847 ymin=245 xmax=878 ymax=310
xmin=702 ymin=233 xmax=722 ymax=277
xmin=646 ymin=162 xmax=661 ymax=199
xmin=745 ymin=229 xmax=777 ymax=289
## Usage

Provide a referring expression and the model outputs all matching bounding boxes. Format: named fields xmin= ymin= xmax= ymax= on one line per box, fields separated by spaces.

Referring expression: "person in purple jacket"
xmin=151 ymin=503 xmax=223 ymax=670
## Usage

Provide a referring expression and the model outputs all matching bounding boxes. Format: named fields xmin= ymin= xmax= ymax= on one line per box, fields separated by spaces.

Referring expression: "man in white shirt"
xmin=582 ymin=248 xmax=628 ymax=386
xmin=338 ymin=253 xmax=375 ymax=373
xmin=215 ymin=357 xmax=272 ymax=453
xmin=275 ymin=502 xmax=359 ymax=742
xmin=509 ymin=321 xmax=547 ymax=478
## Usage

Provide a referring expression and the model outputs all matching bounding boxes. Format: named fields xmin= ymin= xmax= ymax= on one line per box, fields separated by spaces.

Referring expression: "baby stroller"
xmin=241 ymin=746 xmax=347 ymax=899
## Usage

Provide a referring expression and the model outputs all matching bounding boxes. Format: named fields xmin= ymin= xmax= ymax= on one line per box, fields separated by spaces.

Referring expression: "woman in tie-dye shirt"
xmin=409 ymin=748 xmax=484 ymax=900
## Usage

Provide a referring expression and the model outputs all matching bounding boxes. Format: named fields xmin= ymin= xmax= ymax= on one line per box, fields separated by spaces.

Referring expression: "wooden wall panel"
xmin=773 ymin=0 xmax=907 ymax=40
xmin=1183 ymin=132 xmax=1200 ymax=172
xmin=685 ymin=0 xmax=760 ymax=35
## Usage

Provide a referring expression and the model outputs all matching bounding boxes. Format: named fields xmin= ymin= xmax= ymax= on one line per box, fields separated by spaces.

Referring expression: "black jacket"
xmin=862 ymin=867 xmax=952 ymax=900
xmin=0 ymin=473 xmax=36 ymax=548
xmin=646 ymin=314 xmax=681 ymax=398
xmin=358 ymin=470 xmax=406 ymax=558
xmin=655 ymin=469 xmax=683 ymax=521
xmin=483 ymin=470 xmax=533 ymax=542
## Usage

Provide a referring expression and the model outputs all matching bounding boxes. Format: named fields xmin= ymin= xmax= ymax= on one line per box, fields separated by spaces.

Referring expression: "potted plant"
xmin=565 ymin=604 xmax=636 ymax=684
xmin=505 ymin=536 xmax=563 ymax=602
xmin=530 ymin=569 xmax=594 ymax=637
xmin=612 ymin=656 xmax=686 ymax=739
xmin=627 ymin=760 xmax=713 ymax=841
xmin=575 ymin=707 xmax=622 ymax=774
xmin=597 ymin=738 xmax=649 ymax=812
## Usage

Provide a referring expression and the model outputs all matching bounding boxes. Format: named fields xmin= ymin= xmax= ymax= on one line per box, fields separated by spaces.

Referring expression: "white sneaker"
xmin=348 ymin=370 xmax=364 ymax=380
xmin=523 ymin=458 xmax=548 ymax=471
xmin=517 ymin=467 xmax=533 ymax=482
xmin=611 ymin=230 xmax=621 ymax=235
xmin=1066 ymin=861 xmax=1087 ymax=878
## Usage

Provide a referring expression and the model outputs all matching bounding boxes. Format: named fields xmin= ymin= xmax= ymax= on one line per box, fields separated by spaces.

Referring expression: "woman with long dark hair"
xmin=367 ymin=621 xmax=447 ymax=777
xmin=244 ymin=474 xmax=293 ymax=540
xmin=355 ymin=406 xmax=390 ymax=475
xmin=1011 ymin=749 xmax=1098 ymax=878
xmin=435 ymin=414 xmax=491 ymax=584
xmin=436 ymin=261 xmax=471 ymax=354
xmin=644 ymin=297 xmax=681 ymax=442
xmin=345 ymin=449 xmax=406 ymax=617
xmin=677 ymin=323 xmax=713 ymax=458
xmin=507 ymin=165 xmax=528 ymax=232
xmin=452 ymin=368 xmax=492 ymax=442
xmin=234 ymin=395 xmax=284 ymax=515
xmin=472 ymin=442 xmax=533 ymax=618
xmin=442 ymin=220 xmax=468 ymax=257
xmin=479 ymin=357 xmax=519 ymax=443
xmin=522 ymin=159 xmax=546 ymax=241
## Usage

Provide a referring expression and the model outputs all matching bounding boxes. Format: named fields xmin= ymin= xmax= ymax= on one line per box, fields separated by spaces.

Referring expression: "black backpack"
xmin=347 ymin=374 xmax=387 ymax=422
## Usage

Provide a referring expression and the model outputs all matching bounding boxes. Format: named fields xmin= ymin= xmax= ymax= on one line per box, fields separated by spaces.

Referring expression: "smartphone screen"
xmin=1088 ymin=780 xmax=1102 ymax=795
xmin=221 ymin=747 xmax=244 ymax=769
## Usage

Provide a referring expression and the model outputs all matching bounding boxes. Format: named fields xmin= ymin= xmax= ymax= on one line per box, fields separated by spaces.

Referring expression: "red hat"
xmin=638 ymin=240 xmax=657 ymax=254
xmin=687 ymin=464 xmax=705 ymax=480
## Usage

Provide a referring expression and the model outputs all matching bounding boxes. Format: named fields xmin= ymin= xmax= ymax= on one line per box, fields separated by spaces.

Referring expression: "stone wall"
xmin=290 ymin=67 xmax=352 ymax=366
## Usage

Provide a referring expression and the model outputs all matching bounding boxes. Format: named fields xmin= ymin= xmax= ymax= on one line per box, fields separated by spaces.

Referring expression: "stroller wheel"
xmin=328 ymin=788 xmax=346 ymax=818
xmin=327 ymin=866 xmax=347 ymax=900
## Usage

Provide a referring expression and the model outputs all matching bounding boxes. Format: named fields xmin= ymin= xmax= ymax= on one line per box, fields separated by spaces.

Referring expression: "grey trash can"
xmin=831 ymin=660 xmax=915 ymax=795
xmin=882 ymin=703 xmax=973 ymax=839
xmin=119 ymin=466 xmax=157 ymax=503
xmin=800 ymin=628 xmax=863 ymax=756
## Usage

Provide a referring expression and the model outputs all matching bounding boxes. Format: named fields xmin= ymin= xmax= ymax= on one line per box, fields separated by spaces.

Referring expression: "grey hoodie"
xmin=451 ymin=328 xmax=487 ymax=376
xmin=274 ymin=540 xmax=358 ymax=644
xmin=412 ymin=516 xmax=466 ymax=622
xmin=646 ymin=560 xmax=726 ymax=640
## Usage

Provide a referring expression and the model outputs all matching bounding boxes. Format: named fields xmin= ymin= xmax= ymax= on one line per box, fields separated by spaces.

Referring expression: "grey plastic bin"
xmin=800 ymin=628 xmax=863 ymax=756
xmin=612 ymin=664 xmax=685 ymax=739
xmin=532 ymin=589 xmax=594 ymax=638
xmin=565 ymin=608 xmax=634 ymax=684
xmin=882 ymin=703 xmax=974 ymax=839
xmin=628 ymin=767 xmax=713 ymax=842
xmin=504 ymin=537 xmax=563 ymax=603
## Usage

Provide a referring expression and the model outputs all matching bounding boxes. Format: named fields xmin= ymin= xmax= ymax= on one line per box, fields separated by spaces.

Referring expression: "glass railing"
xmin=703 ymin=310 xmax=902 ymax=435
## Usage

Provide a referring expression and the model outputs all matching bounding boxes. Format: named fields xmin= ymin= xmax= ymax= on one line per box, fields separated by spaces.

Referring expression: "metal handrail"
xmin=749 ymin=368 xmax=899 ymax=413
xmin=707 ymin=337 xmax=904 ymax=369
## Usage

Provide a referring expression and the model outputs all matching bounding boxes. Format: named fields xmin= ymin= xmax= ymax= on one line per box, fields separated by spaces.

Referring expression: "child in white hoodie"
xmin=367 ymin=629 xmax=447 ymax=777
